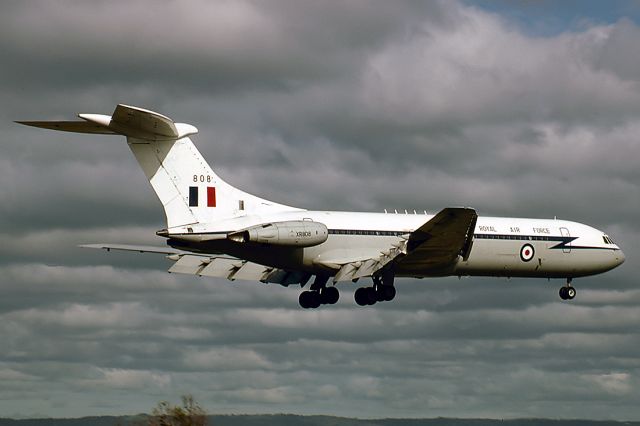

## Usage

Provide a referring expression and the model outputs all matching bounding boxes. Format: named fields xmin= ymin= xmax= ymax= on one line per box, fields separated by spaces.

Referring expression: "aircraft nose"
xmin=613 ymin=249 xmax=626 ymax=267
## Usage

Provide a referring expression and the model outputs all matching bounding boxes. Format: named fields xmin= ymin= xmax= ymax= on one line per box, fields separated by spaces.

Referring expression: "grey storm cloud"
xmin=1 ymin=0 xmax=639 ymax=421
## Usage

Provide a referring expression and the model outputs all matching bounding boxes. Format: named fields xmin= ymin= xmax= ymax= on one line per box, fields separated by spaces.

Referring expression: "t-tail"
xmin=17 ymin=104 xmax=298 ymax=232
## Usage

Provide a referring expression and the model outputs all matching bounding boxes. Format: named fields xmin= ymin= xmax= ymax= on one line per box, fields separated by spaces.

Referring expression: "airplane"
xmin=18 ymin=104 xmax=625 ymax=308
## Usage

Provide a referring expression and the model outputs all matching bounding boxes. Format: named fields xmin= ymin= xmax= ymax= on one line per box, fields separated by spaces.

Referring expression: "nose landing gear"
xmin=559 ymin=278 xmax=576 ymax=300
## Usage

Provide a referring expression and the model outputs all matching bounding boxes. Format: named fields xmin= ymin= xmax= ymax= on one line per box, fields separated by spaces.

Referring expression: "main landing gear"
xmin=559 ymin=278 xmax=576 ymax=301
xmin=298 ymin=271 xmax=397 ymax=308
xmin=354 ymin=273 xmax=396 ymax=306
xmin=299 ymin=275 xmax=340 ymax=309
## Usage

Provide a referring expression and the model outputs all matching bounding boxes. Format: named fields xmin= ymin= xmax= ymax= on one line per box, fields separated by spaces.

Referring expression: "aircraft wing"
xmin=397 ymin=207 xmax=477 ymax=274
xmin=84 ymin=206 xmax=476 ymax=285
xmin=81 ymin=244 xmax=312 ymax=287
xmin=168 ymin=254 xmax=312 ymax=286
xmin=80 ymin=243 xmax=184 ymax=254
xmin=331 ymin=207 xmax=477 ymax=282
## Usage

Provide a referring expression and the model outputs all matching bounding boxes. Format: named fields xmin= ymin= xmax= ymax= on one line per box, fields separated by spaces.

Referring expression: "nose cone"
xmin=612 ymin=248 xmax=626 ymax=268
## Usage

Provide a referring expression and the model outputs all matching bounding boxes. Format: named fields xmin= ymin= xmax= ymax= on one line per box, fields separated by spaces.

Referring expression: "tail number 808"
xmin=193 ymin=175 xmax=212 ymax=183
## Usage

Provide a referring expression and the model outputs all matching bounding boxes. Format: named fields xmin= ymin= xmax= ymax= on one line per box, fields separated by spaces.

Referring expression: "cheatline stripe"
xmin=165 ymin=229 xmax=618 ymax=251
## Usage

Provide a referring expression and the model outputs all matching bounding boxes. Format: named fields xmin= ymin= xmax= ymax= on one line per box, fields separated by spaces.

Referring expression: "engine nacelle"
xmin=228 ymin=221 xmax=328 ymax=247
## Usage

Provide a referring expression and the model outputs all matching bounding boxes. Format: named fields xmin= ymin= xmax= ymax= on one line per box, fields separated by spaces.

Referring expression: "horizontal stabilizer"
xmin=15 ymin=120 xmax=117 ymax=135
xmin=17 ymin=104 xmax=198 ymax=141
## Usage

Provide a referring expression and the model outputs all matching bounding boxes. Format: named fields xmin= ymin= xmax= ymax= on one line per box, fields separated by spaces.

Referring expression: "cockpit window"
xmin=603 ymin=235 xmax=615 ymax=245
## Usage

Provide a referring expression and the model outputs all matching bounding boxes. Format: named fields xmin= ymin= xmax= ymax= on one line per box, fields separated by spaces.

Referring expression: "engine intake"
xmin=228 ymin=221 xmax=328 ymax=247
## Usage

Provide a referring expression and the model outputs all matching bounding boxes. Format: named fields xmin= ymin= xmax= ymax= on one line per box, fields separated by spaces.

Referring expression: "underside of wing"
xmin=169 ymin=255 xmax=312 ymax=286
xmin=330 ymin=241 xmax=409 ymax=282
xmin=396 ymin=207 xmax=477 ymax=275
xmin=81 ymin=243 xmax=311 ymax=287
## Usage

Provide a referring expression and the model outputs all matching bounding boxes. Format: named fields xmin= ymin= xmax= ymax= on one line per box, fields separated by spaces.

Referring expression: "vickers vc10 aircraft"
xmin=18 ymin=105 xmax=625 ymax=308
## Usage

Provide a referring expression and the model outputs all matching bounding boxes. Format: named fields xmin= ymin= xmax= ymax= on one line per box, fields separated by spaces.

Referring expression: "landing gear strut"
xmin=559 ymin=278 xmax=576 ymax=301
xmin=299 ymin=275 xmax=340 ymax=309
xmin=355 ymin=271 xmax=396 ymax=306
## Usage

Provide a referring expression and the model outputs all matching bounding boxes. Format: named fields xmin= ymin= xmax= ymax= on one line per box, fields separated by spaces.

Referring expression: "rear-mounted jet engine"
xmin=228 ymin=221 xmax=328 ymax=247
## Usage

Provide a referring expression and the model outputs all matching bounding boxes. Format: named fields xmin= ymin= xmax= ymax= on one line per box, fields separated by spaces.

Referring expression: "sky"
xmin=1 ymin=0 xmax=640 ymax=420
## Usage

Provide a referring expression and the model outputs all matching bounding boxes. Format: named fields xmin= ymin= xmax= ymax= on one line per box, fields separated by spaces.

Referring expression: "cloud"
xmin=83 ymin=368 xmax=172 ymax=391
xmin=0 ymin=0 xmax=639 ymax=420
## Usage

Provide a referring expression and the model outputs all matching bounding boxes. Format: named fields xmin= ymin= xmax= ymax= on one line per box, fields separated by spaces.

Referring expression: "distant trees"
xmin=147 ymin=395 xmax=208 ymax=426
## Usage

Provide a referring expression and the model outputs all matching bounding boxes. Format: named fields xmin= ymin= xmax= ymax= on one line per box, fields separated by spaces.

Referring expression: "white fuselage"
xmin=170 ymin=210 xmax=625 ymax=280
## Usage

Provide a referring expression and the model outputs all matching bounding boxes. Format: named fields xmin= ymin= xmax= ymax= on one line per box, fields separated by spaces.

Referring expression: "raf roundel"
xmin=520 ymin=243 xmax=535 ymax=262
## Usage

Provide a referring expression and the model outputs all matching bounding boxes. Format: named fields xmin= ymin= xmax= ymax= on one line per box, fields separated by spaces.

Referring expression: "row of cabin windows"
xmin=325 ymin=231 xmax=616 ymax=245
xmin=329 ymin=229 xmax=405 ymax=236
xmin=327 ymin=231 xmax=561 ymax=240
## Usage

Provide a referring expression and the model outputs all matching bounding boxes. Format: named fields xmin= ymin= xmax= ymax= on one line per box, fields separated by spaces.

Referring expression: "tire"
xmin=354 ymin=287 xmax=369 ymax=306
xmin=299 ymin=291 xmax=312 ymax=308
xmin=559 ymin=287 xmax=568 ymax=300
xmin=374 ymin=285 xmax=386 ymax=302
xmin=322 ymin=286 xmax=340 ymax=305
xmin=383 ymin=286 xmax=396 ymax=301
xmin=308 ymin=291 xmax=321 ymax=309
xmin=365 ymin=287 xmax=377 ymax=305
xmin=300 ymin=291 xmax=321 ymax=309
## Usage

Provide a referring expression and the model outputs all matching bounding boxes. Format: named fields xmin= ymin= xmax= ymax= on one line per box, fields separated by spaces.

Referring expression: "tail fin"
xmin=18 ymin=104 xmax=298 ymax=230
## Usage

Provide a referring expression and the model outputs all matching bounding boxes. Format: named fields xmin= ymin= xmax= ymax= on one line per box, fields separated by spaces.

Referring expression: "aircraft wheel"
xmin=299 ymin=291 xmax=313 ymax=308
xmin=559 ymin=287 xmax=567 ymax=300
xmin=559 ymin=286 xmax=577 ymax=301
xmin=299 ymin=291 xmax=311 ymax=308
xmin=309 ymin=291 xmax=321 ymax=308
xmin=382 ymin=285 xmax=396 ymax=302
xmin=354 ymin=287 xmax=370 ymax=306
xmin=321 ymin=286 xmax=340 ymax=305
xmin=365 ymin=287 xmax=377 ymax=305
xmin=299 ymin=291 xmax=321 ymax=309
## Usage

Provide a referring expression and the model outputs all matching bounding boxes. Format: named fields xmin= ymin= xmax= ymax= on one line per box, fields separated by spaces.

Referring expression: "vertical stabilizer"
xmin=18 ymin=104 xmax=299 ymax=230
